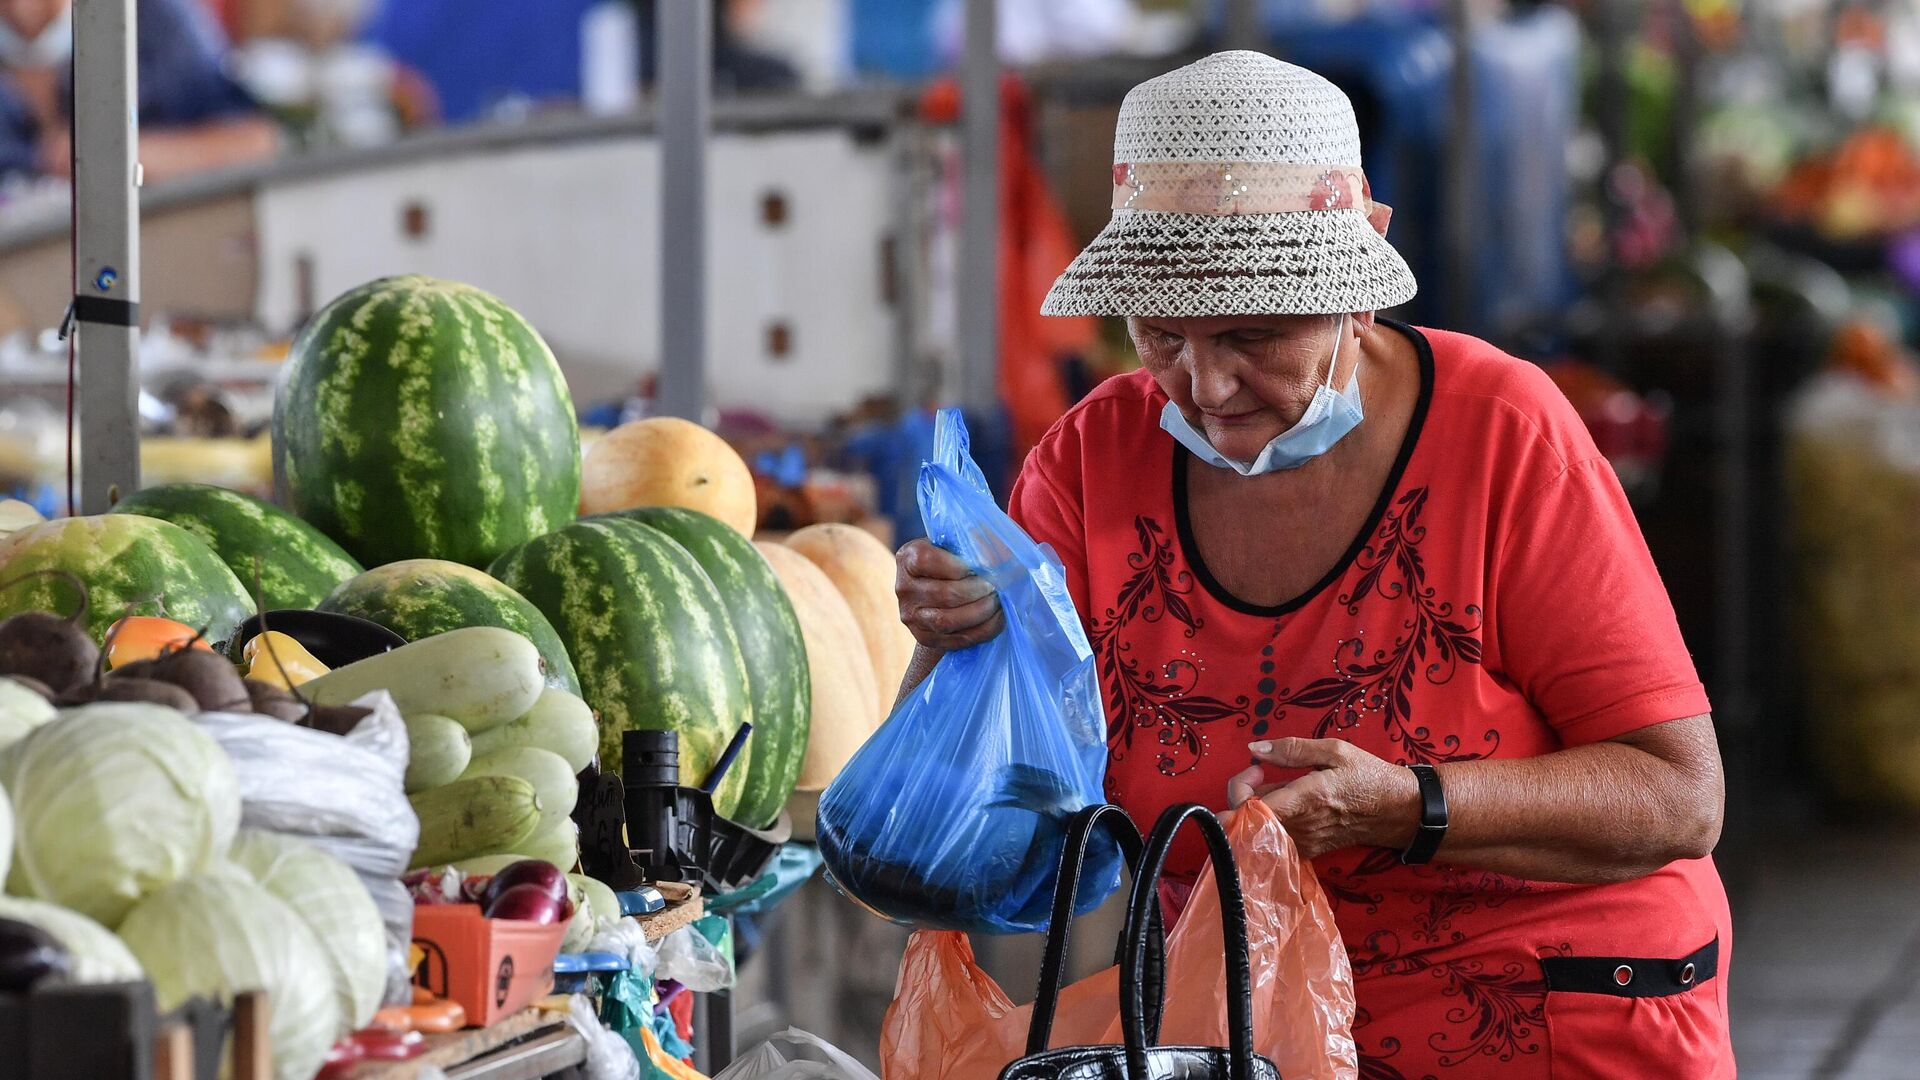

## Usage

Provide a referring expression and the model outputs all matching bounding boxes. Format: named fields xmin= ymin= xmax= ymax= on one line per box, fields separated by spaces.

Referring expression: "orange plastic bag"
xmin=879 ymin=798 xmax=1356 ymax=1080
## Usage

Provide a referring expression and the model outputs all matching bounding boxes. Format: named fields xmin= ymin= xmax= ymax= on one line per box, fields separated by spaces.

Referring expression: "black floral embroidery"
xmin=1090 ymin=516 xmax=1250 ymax=777
xmin=1349 ymin=931 xmax=1569 ymax=1072
xmin=1354 ymin=1007 xmax=1438 ymax=1080
xmin=1320 ymin=847 xmax=1401 ymax=916
xmin=1412 ymin=869 xmax=1531 ymax=946
xmin=1429 ymin=958 xmax=1549 ymax=1065
xmin=1265 ymin=488 xmax=1495 ymax=765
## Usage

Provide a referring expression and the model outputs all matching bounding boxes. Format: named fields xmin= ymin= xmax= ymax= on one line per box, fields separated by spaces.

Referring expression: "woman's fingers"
xmin=896 ymin=539 xmax=1003 ymax=650
xmin=898 ymin=538 xmax=975 ymax=581
xmin=1248 ymin=737 xmax=1352 ymax=771
xmin=1227 ymin=764 xmax=1264 ymax=807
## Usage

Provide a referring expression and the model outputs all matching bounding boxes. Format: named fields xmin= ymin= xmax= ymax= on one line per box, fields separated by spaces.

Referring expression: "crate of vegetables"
xmin=409 ymin=861 xmax=572 ymax=1028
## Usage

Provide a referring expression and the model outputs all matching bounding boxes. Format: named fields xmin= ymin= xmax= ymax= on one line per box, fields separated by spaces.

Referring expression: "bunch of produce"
xmin=410 ymin=858 xmax=577 ymax=925
xmin=0 ymin=572 xmax=427 ymax=1076
xmin=325 ymin=627 xmax=589 ymax=872
xmin=0 ymin=691 xmax=388 ymax=1080
xmin=0 ymin=270 xmax=911 ymax=978
xmin=1787 ymin=325 xmax=1920 ymax=809
xmin=407 ymin=857 xmax=620 ymax=959
xmin=1774 ymin=126 xmax=1920 ymax=240
xmin=0 ymin=596 xmax=369 ymax=733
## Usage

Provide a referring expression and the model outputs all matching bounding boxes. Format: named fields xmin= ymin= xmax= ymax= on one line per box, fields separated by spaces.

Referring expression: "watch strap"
xmin=1399 ymin=763 xmax=1448 ymax=865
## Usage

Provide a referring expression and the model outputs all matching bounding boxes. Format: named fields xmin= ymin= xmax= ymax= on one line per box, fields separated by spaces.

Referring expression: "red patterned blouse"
xmin=1007 ymin=322 xmax=1734 ymax=1079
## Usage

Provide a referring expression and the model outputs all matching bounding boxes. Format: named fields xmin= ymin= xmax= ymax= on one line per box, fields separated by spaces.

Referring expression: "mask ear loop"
xmin=1322 ymin=313 xmax=1348 ymax=389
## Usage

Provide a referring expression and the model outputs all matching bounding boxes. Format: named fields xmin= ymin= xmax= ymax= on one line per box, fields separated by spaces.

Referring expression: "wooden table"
xmin=340 ymin=1008 xmax=582 ymax=1080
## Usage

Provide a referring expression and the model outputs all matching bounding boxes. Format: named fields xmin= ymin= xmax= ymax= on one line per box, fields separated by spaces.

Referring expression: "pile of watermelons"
xmin=0 ymin=275 xmax=902 ymax=834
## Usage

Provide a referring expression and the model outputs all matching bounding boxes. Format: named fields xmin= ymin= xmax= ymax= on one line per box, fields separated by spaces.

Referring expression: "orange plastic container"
xmin=410 ymin=905 xmax=567 ymax=1027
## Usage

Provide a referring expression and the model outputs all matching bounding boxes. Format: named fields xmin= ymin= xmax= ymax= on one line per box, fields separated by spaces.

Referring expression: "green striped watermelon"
xmin=108 ymin=483 xmax=363 ymax=610
xmin=272 ymin=276 xmax=581 ymax=570
xmin=0 ymin=516 xmax=253 ymax=646
xmin=318 ymin=559 xmax=580 ymax=694
xmin=594 ymin=508 xmax=808 ymax=829
xmin=488 ymin=519 xmax=754 ymax=818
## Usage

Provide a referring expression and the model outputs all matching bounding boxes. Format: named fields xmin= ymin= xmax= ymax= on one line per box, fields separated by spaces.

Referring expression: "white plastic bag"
xmin=194 ymin=693 xmax=419 ymax=1004
xmin=713 ymin=1029 xmax=879 ymax=1080
xmin=656 ymin=923 xmax=731 ymax=992
xmin=193 ymin=693 xmax=416 ymax=869
xmin=566 ymin=993 xmax=641 ymax=1080
xmin=588 ymin=917 xmax=659 ymax=978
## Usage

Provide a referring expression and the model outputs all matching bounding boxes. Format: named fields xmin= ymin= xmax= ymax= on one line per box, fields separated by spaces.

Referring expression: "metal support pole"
xmin=72 ymin=0 xmax=141 ymax=512
xmin=1443 ymin=0 xmax=1477 ymax=332
xmin=657 ymin=0 xmax=710 ymax=422
xmin=1591 ymin=0 xmax=1631 ymax=374
xmin=1224 ymin=0 xmax=1263 ymax=52
xmin=958 ymin=0 xmax=998 ymax=415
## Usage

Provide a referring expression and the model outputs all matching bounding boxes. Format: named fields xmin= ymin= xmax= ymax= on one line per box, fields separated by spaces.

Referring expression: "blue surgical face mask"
xmin=1159 ymin=314 xmax=1363 ymax=475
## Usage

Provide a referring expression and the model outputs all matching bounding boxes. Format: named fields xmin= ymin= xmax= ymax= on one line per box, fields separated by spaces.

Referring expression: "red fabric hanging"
xmin=924 ymin=75 xmax=1101 ymax=462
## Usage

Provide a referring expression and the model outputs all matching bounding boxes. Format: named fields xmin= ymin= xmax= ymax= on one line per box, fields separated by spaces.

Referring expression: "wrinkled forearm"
xmin=894 ymin=644 xmax=943 ymax=708
xmin=1428 ymin=718 xmax=1725 ymax=884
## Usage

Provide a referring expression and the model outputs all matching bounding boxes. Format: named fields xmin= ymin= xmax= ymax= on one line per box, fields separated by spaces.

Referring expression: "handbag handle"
xmin=1119 ymin=804 xmax=1257 ymax=1080
xmin=1025 ymin=803 xmax=1165 ymax=1053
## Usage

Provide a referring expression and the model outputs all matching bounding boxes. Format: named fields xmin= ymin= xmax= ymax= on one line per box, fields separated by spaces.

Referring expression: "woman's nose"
xmin=1187 ymin=349 xmax=1241 ymax=411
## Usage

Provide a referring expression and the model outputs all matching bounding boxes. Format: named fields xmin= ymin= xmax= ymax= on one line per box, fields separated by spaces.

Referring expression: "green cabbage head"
xmin=229 ymin=829 xmax=386 ymax=1033
xmin=0 ymin=703 xmax=239 ymax=927
xmin=117 ymin=874 xmax=340 ymax=1080
xmin=0 ymin=894 xmax=142 ymax=983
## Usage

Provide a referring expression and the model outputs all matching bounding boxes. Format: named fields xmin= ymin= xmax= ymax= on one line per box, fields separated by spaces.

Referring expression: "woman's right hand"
xmin=895 ymin=538 xmax=1004 ymax=652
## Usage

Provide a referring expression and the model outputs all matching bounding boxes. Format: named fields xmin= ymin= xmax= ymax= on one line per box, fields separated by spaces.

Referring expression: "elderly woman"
xmin=895 ymin=52 xmax=1733 ymax=1077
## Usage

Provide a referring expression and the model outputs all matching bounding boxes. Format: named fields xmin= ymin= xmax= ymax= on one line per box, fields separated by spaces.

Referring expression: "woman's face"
xmin=1129 ymin=313 xmax=1355 ymax=462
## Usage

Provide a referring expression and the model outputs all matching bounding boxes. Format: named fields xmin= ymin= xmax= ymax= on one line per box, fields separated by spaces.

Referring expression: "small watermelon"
xmin=273 ymin=276 xmax=581 ymax=569
xmin=0 ymin=516 xmax=252 ymax=646
xmin=593 ymin=507 xmax=808 ymax=829
xmin=108 ymin=484 xmax=363 ymax=611
xmin=489 ymin=518 xmax=754 ymax=818
xmin=318 ymin=559 xmax=580 ymax=694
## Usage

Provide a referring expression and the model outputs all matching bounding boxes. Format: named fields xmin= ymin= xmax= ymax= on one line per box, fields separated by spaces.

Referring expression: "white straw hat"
xmin=1042 ymin=50 xmax=1418 ymax=318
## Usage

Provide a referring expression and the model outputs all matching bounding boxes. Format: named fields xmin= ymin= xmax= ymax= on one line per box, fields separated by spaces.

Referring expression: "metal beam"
xmin=657 ymin=0 xmax=711 ymax=422
xmin=72 ymin=0 xmax=141 ymax=512
xmin=957 ymin=0 xmax=998 ymax=414
xmin=1224 ymin=0 xmax=1263 ymax=52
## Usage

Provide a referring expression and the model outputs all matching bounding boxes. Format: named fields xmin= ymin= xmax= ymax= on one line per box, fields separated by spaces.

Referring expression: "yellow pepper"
xmin=241 ymin=631 xmax=329 ymax=688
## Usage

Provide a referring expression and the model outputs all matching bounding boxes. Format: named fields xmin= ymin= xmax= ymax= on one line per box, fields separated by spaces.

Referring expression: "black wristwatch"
xmin=1399 ymin=764 xmax=1448 ymax=865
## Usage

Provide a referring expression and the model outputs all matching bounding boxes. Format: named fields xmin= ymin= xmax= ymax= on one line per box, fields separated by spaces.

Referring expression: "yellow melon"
xmin=755 ymin=542 xmax=881 ymax=797
xmin=783 ymin=523 xmax=916 ymax=718
xmin=579 ymin=417 xmax=757 ymax=535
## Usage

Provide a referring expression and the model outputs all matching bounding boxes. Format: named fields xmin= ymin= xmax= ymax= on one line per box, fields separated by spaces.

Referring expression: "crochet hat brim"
xmin=1041 ymin=205 xmax=1418 ymax=318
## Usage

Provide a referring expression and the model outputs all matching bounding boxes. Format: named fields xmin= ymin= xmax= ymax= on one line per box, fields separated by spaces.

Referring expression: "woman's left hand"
xmin=1228 ymin=738 xmax=1422 ymax=860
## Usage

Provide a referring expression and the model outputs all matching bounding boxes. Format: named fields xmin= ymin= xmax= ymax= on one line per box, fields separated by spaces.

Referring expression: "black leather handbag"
xmin=1000 ymin=803 xmax=1282 ymax=1080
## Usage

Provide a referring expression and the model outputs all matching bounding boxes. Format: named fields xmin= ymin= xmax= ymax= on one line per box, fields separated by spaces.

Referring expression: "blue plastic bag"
xmin=816 ymin=409 xmax=1118 ymax=933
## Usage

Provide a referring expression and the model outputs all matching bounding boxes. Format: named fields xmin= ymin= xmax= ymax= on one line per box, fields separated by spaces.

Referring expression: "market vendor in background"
xmin=0 ymin=0 xmax=276 ymax=182
xmin=896 ymin=52 xmax=1734 ymax=1077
